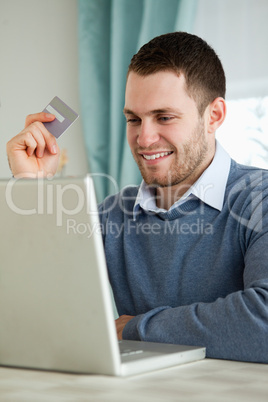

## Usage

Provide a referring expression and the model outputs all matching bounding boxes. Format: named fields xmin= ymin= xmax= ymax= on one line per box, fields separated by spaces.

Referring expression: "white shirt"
xmin=133 ymin=141 xmax=231 ymax=220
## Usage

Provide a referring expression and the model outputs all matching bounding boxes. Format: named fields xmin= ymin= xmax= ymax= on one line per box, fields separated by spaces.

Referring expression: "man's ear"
xmin=207 ymin=97 xmax=226 ymax=133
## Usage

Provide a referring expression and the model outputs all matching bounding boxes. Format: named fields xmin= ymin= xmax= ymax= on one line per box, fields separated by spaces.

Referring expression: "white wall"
xmin=192 ymin=0 xmax=268 ymax=168
xmin=192 ymin=0 xmax=268 ymax=100
xmin=0 ymin=0 xmax=88 ymax=179
xmin=2 ymin=0 xmax=267 ymax=180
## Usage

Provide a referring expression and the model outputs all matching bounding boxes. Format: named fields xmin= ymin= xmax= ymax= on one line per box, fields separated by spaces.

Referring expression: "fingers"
xmin=25 ymin=112 xmax=56 ymax=128
xmin=24 ymin=113 xmax=58 ymax=157
xmin=6 ymin=113 xmax=60 ymax=178
xmin=24 ymin=131 xmax=45 ymax=158
xmin=7 ymin=121 xmax=59 ymax=160
xmin=25 ymin=122 xmax=58 ymax=158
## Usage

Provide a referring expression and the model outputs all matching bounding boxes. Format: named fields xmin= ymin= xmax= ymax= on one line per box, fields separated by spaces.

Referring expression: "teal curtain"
xmin=78 ymin=0 xmax=197 ymax=202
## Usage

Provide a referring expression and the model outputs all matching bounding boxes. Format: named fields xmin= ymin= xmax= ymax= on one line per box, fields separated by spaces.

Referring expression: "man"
xmin=7 ymin=32 xmax=268 ymax=363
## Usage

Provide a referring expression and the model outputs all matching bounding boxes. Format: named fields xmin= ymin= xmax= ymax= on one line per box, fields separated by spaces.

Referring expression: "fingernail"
xmin=51 ymin=145 xmax=57 ymax=154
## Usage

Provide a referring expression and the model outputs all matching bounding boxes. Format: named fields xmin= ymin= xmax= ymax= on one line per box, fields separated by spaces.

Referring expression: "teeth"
xmin=143 ymin=151 xmax=171 ymax=160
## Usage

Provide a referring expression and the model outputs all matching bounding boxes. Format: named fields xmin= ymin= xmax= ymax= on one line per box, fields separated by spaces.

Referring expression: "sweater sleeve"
xmin=123 ymin=208 xmax=268 ymax=363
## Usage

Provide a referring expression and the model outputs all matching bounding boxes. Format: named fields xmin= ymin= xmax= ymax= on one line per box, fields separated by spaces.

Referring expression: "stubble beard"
xmin=133 ymin=118 xmax=209 ymax=189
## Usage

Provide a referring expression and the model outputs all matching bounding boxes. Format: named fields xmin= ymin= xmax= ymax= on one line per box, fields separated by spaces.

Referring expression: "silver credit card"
xmin=43 ymin=96 xmax=79 ymax=138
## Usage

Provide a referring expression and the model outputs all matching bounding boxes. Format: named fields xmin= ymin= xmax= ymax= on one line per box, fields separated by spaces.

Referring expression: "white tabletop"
xmin=0 ymin=359 xmax=267 ymax=402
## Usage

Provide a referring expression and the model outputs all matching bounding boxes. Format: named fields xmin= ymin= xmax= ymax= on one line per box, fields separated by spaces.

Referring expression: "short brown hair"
xmin=128 ymin=32 xmax=226 ymax=115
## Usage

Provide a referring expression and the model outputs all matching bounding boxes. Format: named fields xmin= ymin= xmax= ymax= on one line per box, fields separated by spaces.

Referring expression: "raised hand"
xmin=6 ymin=112 xmax=60 ymax=178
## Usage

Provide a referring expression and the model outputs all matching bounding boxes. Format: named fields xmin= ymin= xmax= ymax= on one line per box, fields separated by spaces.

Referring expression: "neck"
xmin=155 ymin=154 xmax=215 ymax=211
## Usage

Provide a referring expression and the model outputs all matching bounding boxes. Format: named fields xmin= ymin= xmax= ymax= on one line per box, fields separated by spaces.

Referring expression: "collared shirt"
xmin=133 ymin=140 xmax=231 ymax=220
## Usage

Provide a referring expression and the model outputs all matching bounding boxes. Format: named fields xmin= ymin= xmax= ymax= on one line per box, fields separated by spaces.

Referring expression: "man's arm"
xmin=6 ymin=112 xmax=60 ymax=178
xmin=122 ymin=238 xmax=268 ymax=363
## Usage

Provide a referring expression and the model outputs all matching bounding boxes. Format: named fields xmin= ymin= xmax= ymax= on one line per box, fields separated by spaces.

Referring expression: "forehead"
xmin=125 ymin=71 xmax=197 ymax=114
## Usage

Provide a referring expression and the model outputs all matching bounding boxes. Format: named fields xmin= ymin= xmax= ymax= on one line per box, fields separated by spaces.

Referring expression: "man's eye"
xmin=126 ymin=118 xmax=140 ymax=124
xmin=159 ymin=116 xmax=173 ymax=122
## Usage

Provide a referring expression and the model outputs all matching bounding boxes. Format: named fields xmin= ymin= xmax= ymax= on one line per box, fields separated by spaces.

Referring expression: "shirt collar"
xmin=133 ymin=141 xmax=231 ymax=220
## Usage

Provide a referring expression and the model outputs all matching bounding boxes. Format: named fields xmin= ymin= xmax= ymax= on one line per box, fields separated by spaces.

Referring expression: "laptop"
xmin=0 ymin=175 xmax=205 ymax=376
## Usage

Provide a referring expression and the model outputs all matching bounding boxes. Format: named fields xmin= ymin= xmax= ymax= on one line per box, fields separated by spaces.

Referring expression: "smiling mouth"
xmin=141 ymin=151 xmax=173 ymax=161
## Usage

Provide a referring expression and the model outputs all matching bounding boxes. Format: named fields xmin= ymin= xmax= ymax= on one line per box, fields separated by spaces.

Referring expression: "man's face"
xmin=124 ymin=71 xmax=214 ymax=191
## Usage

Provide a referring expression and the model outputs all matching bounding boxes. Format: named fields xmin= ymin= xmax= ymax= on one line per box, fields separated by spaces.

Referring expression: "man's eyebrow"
xmin=149 ymin=108 xmax=183 ymax=115
xmin=123 ymin=107 xmax=183 ymax=116
xmin=123 ymin=108 xmax=134 ymax=115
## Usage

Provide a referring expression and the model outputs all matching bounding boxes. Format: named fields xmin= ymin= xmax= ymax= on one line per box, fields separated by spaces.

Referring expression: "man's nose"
xmin=137 ymin=121 xmax=160 ymax=148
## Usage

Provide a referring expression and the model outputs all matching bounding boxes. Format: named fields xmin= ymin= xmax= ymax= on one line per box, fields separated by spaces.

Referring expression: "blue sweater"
xmin=98 ymin=160 xmax=268 ymax=363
